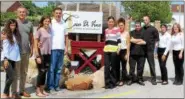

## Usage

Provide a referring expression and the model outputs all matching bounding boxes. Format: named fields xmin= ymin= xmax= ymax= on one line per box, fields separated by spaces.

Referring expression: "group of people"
xmin=104 ymin=16 xmax=184 ymax=89
xmin=0 ymin=6 xmax=184 ymax=99
xmin=1 ymin=7 xmax=68 ymax=98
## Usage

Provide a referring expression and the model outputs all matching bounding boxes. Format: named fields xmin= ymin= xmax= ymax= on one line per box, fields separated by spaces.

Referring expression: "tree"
xmin=122 ymin=1 xmax=172 ymax=23
xmin=1 ymin=12 xmax=16 ymax=26
xmin=39 ymin=1 xmax=55 ymax=16
xmin=21 ymin=1 xmax=40 ymax=16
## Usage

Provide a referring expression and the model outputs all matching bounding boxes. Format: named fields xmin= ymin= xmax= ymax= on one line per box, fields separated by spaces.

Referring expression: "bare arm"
xmin=126 ymin=33 xmax=130 ymax=57
xmin=34 ymin=38 xmax=40 ymax=57
xmin=65 ymin=35 xmax=68 ymax=53
xmin=130 ymin=37 xmax=143 ymax=44
xmin=136 ymin=40 xmax=146 ymax=45
xmin=29 ymin=33 xmax=34 ymax=56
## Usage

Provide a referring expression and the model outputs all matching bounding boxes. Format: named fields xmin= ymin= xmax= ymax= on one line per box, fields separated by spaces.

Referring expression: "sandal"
xmin=42 ymin=90 xmax=49 ymax=96
xmin=36 ymin=92 xmax=46 ymax=97
xmin=1 ymin=93 xmax=9 ymax=98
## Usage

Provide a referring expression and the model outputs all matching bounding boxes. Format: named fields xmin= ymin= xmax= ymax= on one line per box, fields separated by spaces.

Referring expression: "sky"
xmin=34 ymin=1 xmax=184 ymax=7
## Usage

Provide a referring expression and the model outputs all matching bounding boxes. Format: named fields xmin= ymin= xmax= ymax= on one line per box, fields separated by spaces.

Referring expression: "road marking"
xmin=99 ymin=90 xmax=139 ymax=98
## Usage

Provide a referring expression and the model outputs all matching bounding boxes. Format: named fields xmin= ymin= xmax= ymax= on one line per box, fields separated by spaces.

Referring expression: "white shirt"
xmin=164 ymin=32 xmax=184 ymax=55
xmin=1 ymin=35 xmax=21 ymax=61
xmin=158 ymin=32 xmax=171 ymax=55
xmin=159 ymin=32 xmax=171 ymax=48
xmin=120 ymin=32 xmax=128 ymax=49
xmin=51 ymin=19 xmax=68 ymax=50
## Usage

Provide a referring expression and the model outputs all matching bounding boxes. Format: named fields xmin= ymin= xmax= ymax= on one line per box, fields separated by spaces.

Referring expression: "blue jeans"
xmin=47 ymin=50 xmax=64 ymax=90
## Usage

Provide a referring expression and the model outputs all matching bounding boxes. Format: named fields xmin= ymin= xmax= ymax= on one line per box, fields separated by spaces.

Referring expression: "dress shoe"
xmin=173 ymin=80 xmax=178 ymax=85
xmin=127 ymin=80 xmax=133 ymax=85
xmin=20 ymin=91 xmax=31 ymax=97
xmin=138 ymin=80 xmax=145 ymax=86
xmin=175 ymin=81 xmax=183 ymax=85
xmin=151 ymin=80 xmax=157 ymax=85
xmin=12 ymin=93 xmax=21 ymax=99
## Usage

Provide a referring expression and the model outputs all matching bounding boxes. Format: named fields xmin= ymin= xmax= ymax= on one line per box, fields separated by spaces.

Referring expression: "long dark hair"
xmin=3 ymin=19 xmax=21 ymax=45
xmin=117 ymin=17 xmax=125 ymax=25
xmin=37 ymin=16 xmax=51 ymax=30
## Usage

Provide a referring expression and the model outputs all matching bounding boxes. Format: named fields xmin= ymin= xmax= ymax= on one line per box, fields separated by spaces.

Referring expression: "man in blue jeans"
xmin=46 ymin=7 xmax=68 ymax=92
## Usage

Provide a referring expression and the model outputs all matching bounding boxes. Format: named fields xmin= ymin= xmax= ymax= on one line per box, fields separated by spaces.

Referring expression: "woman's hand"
xmin=36 ymin=57 xmax=42 ymax=64
xmin=4 ymin=60 xmax=9 ymax=69
xmin=162 ymin=55 xmax=166 ymax=61
xmin=1 ymin=32 xmax=7 ymax=40
xmin=179 ymin=52 xmax=183 ymax=59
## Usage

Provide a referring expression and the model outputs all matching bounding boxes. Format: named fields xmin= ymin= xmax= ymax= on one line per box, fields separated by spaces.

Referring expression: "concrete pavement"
xmin=0 ymin=53 xmax=184 ymax=98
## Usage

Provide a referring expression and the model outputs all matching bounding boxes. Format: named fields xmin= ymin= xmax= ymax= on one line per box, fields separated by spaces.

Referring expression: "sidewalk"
xmin=0 ymin=53 xmax=184 ymax=98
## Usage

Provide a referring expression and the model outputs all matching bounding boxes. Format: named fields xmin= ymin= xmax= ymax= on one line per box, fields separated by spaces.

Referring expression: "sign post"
xmin=63 ymin=11 xmax=103 ymax=34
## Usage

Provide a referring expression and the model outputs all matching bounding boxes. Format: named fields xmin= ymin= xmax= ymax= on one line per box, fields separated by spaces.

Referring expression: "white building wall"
xmin=172 ymin=13 xmax=184 ymax=29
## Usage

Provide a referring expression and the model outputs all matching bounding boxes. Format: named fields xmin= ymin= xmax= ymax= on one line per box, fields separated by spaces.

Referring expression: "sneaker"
xmin=47 ymin=89 xmax=56 ymax=94
xmin=54 ymin=87 xmax=61 ymax=92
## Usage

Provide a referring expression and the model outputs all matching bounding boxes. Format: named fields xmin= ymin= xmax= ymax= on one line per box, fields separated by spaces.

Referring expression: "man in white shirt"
xmin=46 ymin=7 xmax=68 ymax=92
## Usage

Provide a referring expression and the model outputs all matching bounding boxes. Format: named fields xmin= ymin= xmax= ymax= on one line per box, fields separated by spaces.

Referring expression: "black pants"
xmin=36 ymin=54 xmax=51 ymax=87
xmin=104 ymin=52 xmax=117 ymax=87
xmin=146 ymin=51 xmax=156 ymax=81
xmin=117 ymin=49 xmax=128 ymax=82
xmin=129 ymin=55 xmax=145 ymax=81
xmin=157 ymin=48 xmax=169 ymax=81
xmin=4 ymin=60 xmax=15 ymax=95
xmin=173 ymin=50 xmax=184 ymax=83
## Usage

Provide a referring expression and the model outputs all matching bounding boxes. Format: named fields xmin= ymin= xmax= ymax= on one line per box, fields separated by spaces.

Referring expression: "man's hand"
xmin=4 ymin=60 xmax=9 ymax=69
xmin=136 ymin=41 xmax=146 ymax=45
xmin=162 ymin=55 xmax=166 ymax=61
xmin=117 ymin=49 xmax=120 ymax=55
xmin=124 ymin=54 xmax=128 ymax=60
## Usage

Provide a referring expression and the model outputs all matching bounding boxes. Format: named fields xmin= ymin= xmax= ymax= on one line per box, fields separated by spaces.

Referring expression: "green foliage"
xmin=1 ymin=12 xmax=16 ymax=25
xmin=122 ymin=1 xmax=172 ymax=23
xmin=0 ymin=1 xmax=56 ymax=26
